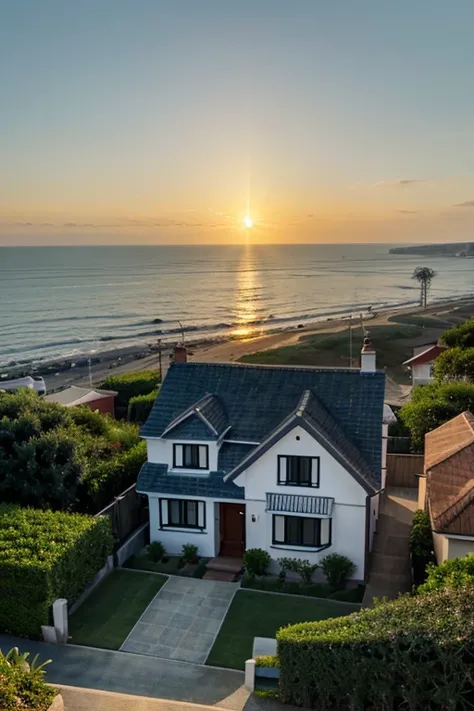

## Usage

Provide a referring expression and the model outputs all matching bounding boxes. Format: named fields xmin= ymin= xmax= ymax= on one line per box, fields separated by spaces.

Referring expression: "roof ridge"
xmin=426 ymin=411 xmax=474 ymax=470
xmin=172 ymin=361 xmax=382 ymax=375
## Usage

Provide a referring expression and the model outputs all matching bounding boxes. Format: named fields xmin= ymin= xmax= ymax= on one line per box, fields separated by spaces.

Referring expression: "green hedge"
xmin=277 ymin=586 xmax=474 ymax=710
xmin=127 ymin=389 xmax=158 ymax=424
xmin=100 ymin=371 xmax=160 ymax=407
xmin=418 ymin=554 xmax=474 ymax=594
xmin=410 ymin=509 xmax=433 ymax=586
xmin=84 ymin=440 xmax=147 ymax=510
xmin=0 ymin=504 xmax=113 ymax=637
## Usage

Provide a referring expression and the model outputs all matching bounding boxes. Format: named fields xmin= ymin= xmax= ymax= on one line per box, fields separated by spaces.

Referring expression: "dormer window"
xmin=173 ymin=443 xmax=209 ymax=470
xmin=278 ymin=455 xmax=320 ymax=487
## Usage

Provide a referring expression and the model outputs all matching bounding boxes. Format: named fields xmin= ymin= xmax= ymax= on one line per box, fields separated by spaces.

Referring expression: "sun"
xmin=243 ymin=215 xmax=253 ymax=228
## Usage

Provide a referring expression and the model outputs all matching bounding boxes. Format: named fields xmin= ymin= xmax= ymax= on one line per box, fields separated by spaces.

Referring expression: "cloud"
xmin=398 ymin=179 xmax=421 ymax=185
xmin=453 ymin=200 xmax=474 ymax=208
xmin=396 ymin=209 xmax=418 ymax=214
xmin=14 ymin=222 xmax=33 ymax=226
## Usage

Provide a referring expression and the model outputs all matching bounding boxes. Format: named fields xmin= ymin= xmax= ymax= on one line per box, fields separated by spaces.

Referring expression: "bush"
xmin=410 ymin=509 xmax=432 ymax=558
xmin=84 ymin=440 xmax=146 ymax=511
xmin=418 ymin=554 xmax=474 ymax=594
xmin=0 ymin=504 xmax=113 ymax=637
xmin=147 ymin=541 xmax=166 ymax=563
xmin=321 ymin=553 xmax=356 ymax=590
xmin=127 ymin=389 xmax=159 ymax=424
xmin=278 ymin=586 xmax=474 ymax=710
xmin=243 ymin=548 xmax=271 ymax=576
xmin=181 ymin=543 xmax=199 ymax=564
xmin=296 ymin=560 xmax=319 ymax=585
xmin=442 ymin=316 xmax=474 ymax=349
xmin=0 ymin=647 xmax=57 ymax=711
xmin=101 ymin=371 xmax=160 ymax=408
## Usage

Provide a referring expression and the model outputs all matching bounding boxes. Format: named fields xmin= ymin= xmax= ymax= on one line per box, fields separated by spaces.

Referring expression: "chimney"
xmin=173 ymin=345 xmax=188 ymax=363
xmin=360 ymin=336 xmax=376 ymax=373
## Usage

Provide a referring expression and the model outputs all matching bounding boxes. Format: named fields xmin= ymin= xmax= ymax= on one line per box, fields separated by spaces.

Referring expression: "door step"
xmin=202 ymin=570 xmax=237 ymax=582
xmin=203 ymin=556 xmax=244 ymax=582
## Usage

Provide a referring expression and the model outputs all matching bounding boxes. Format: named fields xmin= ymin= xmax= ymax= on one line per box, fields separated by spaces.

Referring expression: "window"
xmin=278 ymin=455 xmax=319 ymax=487
xmin=159 ymin=498 xmax=206 ymax=529
xmin=173 ymin=443 xmax=208 ymax=470
xmin=272 ymin=514 xmax=331 ymax=548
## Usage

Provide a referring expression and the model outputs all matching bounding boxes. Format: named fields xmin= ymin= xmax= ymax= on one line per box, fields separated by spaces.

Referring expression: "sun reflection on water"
xmin=231 ymin=246 xmax=261 ymax=340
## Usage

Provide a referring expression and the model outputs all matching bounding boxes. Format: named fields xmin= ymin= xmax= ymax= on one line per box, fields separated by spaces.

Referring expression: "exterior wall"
xmin=235 ymin=425 xmax=368 ymax=578
xmin=412 ymin=362 xmax=433 ymax=386
xmin=84 ymin=395 xmax=115 ymax=416
xmin=433 ymin=531 xmax=448 ymax=564
xmin=446 ymin=536 xmax=474 ymax=560
xmin=418 ymin=475 xmax=427 ymax=510
xmin=148 ymin=494 xmax=218 ymax=557
xmin=147 ymin=438 xmax=219 ymax=471
xmin=381 ymin=423 xmax=388 ymax=490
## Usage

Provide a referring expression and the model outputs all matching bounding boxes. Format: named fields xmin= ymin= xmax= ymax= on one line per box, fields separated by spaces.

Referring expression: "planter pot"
xmin=48 ymin=694 xmax=64 ymax=711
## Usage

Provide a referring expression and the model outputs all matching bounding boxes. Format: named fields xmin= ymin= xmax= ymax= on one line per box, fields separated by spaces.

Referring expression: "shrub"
xmin=101 ymin=371 xmax=160 ymax=408
xmin=296 ymin=559 xmax=319 ymax=585
xmin=147 ymin=541 xmax=166 ymax=563
xmin=0 ymin=647 xmax=57 ymax=711
xmin=277 ymin=557 xmax=301 ymax=575
xmin=127 ymin=389 xmax=159 ymax=424
xmin=410 ymin=509 xmax=432 ymax=558
xmin=418 ymin=554 xmax=474 ymax=594
xmin=278 ymin=586 xmax=474 ymax=710
xmin=181 ymin=543 xmax=199 ymax=564
xmin=243 ymin=548 xmax=271 ymax=576
xmin=320 ymin=553 xmax=356 ymax=590
xmin=0 ymin=504 xmax=113 ymax=637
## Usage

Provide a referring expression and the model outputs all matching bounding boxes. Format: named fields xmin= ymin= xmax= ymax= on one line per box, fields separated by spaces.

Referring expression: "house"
xmin=136 ymin=339 xmax=386 ymax=580
xmin=418 ymin=411 xmax=474 ymax=563
xmin=403 ymin=343 xmax=447 ymax=386
xmin=44 ymin=385 xmax=117 ymax=416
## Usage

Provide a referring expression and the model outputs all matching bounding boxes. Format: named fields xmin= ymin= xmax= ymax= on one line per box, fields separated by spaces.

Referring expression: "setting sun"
xmin=243 ymin=216 xmax=253 ymax=229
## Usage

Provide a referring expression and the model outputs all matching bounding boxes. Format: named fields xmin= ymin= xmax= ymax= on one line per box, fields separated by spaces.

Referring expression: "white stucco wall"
xmin=147 ymin=438 xmax=219 ymax=471
xmin=148 ymin=494 xmax=219 ymax=557
xmin=446 ymin=536 xmax=474 ymax=560
xmin=433 ymin=531 xmax=448 ymax=563
xmin=235 ymin=424 xmax=369 ymax=578
xmin=412 ymin=362 xmax=433 ymax=386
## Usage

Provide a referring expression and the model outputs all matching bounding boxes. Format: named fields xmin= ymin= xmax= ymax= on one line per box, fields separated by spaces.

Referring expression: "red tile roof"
xmin=403 ymin=344 xmax=447 ymax=367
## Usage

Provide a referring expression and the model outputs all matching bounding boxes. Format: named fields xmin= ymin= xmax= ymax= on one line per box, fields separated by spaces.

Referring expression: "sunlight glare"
xmin=244 ymin=215 xmax=253 ymax=229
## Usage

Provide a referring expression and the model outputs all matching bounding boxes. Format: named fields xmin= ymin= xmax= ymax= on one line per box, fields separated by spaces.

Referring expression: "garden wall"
xmin=386 ymin=453 xmax=423 ymax=488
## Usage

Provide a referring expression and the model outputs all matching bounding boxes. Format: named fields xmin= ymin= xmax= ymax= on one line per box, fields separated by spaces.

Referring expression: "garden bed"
xmin=124 ymin=548 xmax=209 ymax=578
xmin=241 ymin=574 xmax=365 ymax=603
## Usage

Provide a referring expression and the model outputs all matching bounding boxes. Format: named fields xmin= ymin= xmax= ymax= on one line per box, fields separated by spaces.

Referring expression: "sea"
xmin=1 ymin=243 xmax=473 ymax=368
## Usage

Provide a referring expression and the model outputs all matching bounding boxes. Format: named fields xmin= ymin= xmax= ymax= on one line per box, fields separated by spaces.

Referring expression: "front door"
xmin=219 ymin=503 xmax=245 ymax=557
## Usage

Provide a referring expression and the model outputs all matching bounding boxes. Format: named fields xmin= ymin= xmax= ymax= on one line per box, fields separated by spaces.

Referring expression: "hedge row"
xmin=127 ymin=389 xmax=159 ymax=424
xmin=277 ymin=586 xmax=474 ymax=710
xmin=83 ymin=440 xmax=147 ymax=510
xmin=0 ymin=504 xmax=113 ymax=637
xmin=418 ymin=553 xmax=474 ymax=594
xmin=100 ymin=370 xmax=160 ymax=407
xmin=410 ymin=509 xmax=434 ymax=586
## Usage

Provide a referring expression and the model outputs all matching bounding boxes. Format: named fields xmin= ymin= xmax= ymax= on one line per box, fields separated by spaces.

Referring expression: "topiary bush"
xmin=181 ymin=543 xmax=199 ymax=564
xmin=101 ymin=371 xmax=160 ymax=408
xmin=147 ymin=541 xmax=166 ymax=563
xmin=320 ymin=553 xmax=356 ymax=590
xmin=0 ymin=504 xmax=113 ymax=637
xmin=243 ymin=548 xmax=271 ymax=577
xmin=410 ymin=509 xmax=433 ymax=586
xmin=127 ymin=389 xmax=159 ymax=424
xmin=278 ymin=585 xmax=474 ymax=710
xmin=0 ymin=647 xmax=57 ymax=711
xmin=418 ymin=553 xmax=474 ymax=594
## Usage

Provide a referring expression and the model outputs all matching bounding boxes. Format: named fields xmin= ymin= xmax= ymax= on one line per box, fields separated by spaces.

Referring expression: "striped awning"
xmin=266 ymin=493 xmax=334 ymax=516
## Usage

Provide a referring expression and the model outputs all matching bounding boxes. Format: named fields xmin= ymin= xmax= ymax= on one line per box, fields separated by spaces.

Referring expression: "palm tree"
xmin=412 ymin=266 xmax=436 ymax=308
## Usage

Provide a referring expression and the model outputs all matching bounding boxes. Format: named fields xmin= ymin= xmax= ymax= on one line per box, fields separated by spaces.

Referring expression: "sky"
xmin=2 ymin=0 xmax=474 ymax=245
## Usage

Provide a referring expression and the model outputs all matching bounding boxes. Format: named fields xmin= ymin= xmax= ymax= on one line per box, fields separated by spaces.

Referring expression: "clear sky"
xmin=2 ymin=0 xmax=474 ymax=245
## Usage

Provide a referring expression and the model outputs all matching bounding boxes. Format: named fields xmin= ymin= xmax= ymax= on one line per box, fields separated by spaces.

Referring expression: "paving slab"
xmin=121 ymin=576 xmax=238 ymax=664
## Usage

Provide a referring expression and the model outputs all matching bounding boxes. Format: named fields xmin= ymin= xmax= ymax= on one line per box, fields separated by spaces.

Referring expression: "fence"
xmin=96 ymin=483 xmax=148 ymax=547
xmin=386 ymin=453 xmax=424 ymax=488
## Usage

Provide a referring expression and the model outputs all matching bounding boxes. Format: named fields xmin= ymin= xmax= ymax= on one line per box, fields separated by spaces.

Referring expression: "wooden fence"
xmin=96 ymin=483 xmax=148 ymax=547
xmin=386 ymin=453 xmax=424 ymax=488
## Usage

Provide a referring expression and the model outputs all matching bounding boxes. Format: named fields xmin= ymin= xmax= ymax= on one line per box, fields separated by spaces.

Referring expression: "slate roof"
xmin=161 ymin=393 xmax=228 ymax=440
xmin=425 ymin=411 xmax=474 ymax=536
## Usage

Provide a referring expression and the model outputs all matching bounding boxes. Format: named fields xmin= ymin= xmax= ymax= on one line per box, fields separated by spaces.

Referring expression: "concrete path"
xmin=0 ymin=634 xmax=246 ymax=708
xmin=121 ymin=576 xmax=238 ymax=664
xmin=363 ymin=487 xmax=417 ymax=606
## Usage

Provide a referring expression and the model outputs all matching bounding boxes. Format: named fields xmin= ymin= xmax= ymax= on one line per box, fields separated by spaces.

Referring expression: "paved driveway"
xmin=121 ymin=576 xmax=238 ymax=664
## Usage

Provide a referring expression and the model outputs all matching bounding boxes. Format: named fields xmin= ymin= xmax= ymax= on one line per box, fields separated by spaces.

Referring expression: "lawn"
xmin=68 ymin=569 xmax=166 ymax=649
xmin=206 ymin=590 xmax=360 ymax=670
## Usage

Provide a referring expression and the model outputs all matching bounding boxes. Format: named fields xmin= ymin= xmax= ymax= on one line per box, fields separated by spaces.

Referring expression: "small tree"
xmin=433 ymin=346 xmax=474 ymax=382
xmin=412 ymin=266 xmax=436 ymax=308
xmin=442 ymin=317 xmax=474 ymax=349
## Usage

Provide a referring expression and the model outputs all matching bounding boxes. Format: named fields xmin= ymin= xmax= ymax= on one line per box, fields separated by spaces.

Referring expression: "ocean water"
xmin=0 ymin=243 xmax=473 ymax=367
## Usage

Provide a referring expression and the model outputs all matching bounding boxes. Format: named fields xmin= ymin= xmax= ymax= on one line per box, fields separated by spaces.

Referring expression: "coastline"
xmin=26 ymin=292 xmax=474 ymax=393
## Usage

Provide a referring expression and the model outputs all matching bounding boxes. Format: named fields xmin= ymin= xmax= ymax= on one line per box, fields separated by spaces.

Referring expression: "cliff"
xmin=389 ymin=242 xmax=474 ymax=257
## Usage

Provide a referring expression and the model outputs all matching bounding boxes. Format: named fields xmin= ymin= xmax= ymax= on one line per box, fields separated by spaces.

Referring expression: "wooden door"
xmin=219 ymin=503 xmax=245 ymax=557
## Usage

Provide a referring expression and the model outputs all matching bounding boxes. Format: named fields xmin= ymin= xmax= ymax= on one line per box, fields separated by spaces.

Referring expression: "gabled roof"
xmin=403 ymin=344 xmax=447 ymax=367
xmin=425 ymin=411 xmax=474 ymax=536
xmin=44 ymin=385 xmax=117 ymax=407
xmin=161 ymin=393 xmax=228 ymax=440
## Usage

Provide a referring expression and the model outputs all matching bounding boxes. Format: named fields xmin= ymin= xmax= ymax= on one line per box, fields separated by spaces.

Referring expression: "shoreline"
xmin=15 ymin=292 xmax=471 ymax=393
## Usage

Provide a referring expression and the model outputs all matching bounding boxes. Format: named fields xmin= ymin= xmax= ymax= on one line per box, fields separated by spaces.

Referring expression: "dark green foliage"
xmin=418 ymin=554 xmax=474 ymax=594
xmin=147 ymin=541 xmax=166 ymax=562
xmin=192 ymin=558 xmax=208 ymax=578
xmin=181 ymin=543 xmax=199 ymax=564
xmin=398 ymin=381 xmax=474 ymax=448
xmin=434 ymin=346 xmax=474 ymax=382
xmin=0 ymin=504 xmax=113 ymax=637
xmin=0 ymin=390 xmax=142 ymax=513
xmin=442 ymin=316 xmax=474 ymax=348
xmin=410 ymin=510 xmax=432 ymax=558
xmin=243 ymin=548 xmax=271 ymax=576
xmin=278 ymin=586 xmax=474 ymax=710
xmin=127 ymin=389 xmax=159 ymax=423
xmin=101 ymin=370 xmax=160 ymax=407
xmin=320 ymin=554 xmax=356 ymax=590
xmin=0 ymin=647 xmax=57 ymax=711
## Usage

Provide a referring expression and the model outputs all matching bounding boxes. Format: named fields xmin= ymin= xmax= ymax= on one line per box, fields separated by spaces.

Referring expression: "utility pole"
xmin=178 ymin=320 xmax=185 ymax=344
xmin=157 ymin=339 xmax=162 ymax=382
xmin=87 ymin=358 xmax=93 ymax=389
xmin=349 ymin=315 xmax=353 ymax=368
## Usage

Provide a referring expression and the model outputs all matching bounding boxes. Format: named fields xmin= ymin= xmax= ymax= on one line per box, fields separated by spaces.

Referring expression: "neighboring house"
xmin=418 ymin=411 xmax=474 ymax=563
xmin=136 ymin=339 xmax=387 ymax=580
xmin=403 ymin=343 xmax=447 ymax=386
xmin=44 ymin=385 xmax=117 ymax=416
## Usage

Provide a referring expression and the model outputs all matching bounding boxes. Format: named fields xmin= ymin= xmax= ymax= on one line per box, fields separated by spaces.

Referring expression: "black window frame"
xmin=277 ymin=455 xmax=320 ymax=487
xmin=272 ymin=514 xmax=332 ymax=548
xmin=173 ymin=443 xmax=209 ymax=470
xmin=159 ymin=498 xmax=205 ymax=530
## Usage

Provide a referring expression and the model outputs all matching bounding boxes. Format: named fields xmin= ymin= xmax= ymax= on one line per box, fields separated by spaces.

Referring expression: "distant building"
xmin=418 ymin=411 xmax=474 ymax=563
xmin=44 ymin=385 xmax=117 ymax=416
xmin=403 ymin=343 xmax=447 ymax=386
